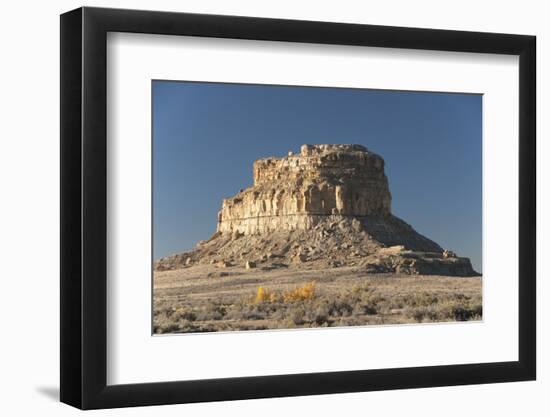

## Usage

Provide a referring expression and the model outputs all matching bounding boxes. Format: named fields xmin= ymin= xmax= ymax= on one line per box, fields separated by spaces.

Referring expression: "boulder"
xmin=443 ymin=249 xmax=457 ymax=258
xmin=217 ymin=260 xmax=231 ymax=268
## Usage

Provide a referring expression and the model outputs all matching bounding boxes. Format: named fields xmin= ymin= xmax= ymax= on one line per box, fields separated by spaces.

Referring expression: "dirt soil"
xmin=153 ymin=264 xmax=482 ymax=334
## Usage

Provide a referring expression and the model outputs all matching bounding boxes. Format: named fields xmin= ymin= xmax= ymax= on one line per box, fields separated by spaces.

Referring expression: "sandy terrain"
xmin=153 ymin=264 xmax=482 ymax=334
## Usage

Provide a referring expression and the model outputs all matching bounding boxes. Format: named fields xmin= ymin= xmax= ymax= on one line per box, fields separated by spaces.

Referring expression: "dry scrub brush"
xmin=154 ymin=280 xmax=482 ymax=333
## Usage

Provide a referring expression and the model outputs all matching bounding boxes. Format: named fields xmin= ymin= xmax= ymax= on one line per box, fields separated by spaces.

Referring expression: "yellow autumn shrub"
xmin=255 ymin=286 xmax=279 ymax=303
xmin=283 ymin=282 xmax=316 ymax=302
xmin=254 ymin=282 xmax=317 ymax=303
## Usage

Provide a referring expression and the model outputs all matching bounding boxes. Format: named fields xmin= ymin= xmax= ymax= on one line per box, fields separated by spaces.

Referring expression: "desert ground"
xmin=153 ymin=264 xmax=482 ymax=334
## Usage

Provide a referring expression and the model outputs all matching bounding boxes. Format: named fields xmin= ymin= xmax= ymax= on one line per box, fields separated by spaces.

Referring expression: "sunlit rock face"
xmin=156 ymin=144 xmax=479 ymax=276
xmin=217 ymin=144 xmax=393 ymax=235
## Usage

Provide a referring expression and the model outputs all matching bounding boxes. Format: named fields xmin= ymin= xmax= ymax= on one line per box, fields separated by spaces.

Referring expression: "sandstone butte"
xmin=155 ymin=144 xmax=479 ymax=277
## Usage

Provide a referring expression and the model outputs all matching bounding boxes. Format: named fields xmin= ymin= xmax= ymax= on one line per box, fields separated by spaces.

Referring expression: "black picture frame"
xmin=60 ymin=6 xmax=536 ymax=410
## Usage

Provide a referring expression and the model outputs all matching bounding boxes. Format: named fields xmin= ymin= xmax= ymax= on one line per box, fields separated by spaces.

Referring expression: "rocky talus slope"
xmin=155 ymin=144 xmax=478 ymax=277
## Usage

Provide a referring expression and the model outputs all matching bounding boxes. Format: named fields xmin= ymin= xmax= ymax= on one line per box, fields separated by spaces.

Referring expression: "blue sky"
xmin=153 ymin=81 xmax=482 ymax=272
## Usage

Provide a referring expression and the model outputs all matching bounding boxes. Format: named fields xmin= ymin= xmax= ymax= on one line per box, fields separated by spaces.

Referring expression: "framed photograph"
xmin=60 ymin=6 xmax=536 ymax=409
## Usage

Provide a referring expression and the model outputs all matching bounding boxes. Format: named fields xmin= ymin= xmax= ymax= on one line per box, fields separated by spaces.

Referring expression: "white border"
xmin=107 ymin=33 xmax=519 ymax=385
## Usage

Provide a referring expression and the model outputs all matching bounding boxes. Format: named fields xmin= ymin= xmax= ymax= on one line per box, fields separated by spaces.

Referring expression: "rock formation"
xmin=155 ymin=144 xmax=479 ymax=276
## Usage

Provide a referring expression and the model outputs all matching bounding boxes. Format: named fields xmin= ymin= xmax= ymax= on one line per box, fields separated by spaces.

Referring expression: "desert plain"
xmin=154 ymin=264 xmax=482 ymax=333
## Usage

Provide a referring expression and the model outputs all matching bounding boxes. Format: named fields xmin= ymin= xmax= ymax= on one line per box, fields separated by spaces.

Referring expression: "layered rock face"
xmin=217 ymin=144 xmax=442 ymax=253
xmin=155 ymin=144 xmax=478 ymax=276
xmin=218 ymin=144 xmax=391 ymax=235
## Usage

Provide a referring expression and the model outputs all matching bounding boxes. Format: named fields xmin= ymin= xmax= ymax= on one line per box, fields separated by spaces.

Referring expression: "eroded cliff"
xmin=155 ymin=144 xmax=478 ymax=276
